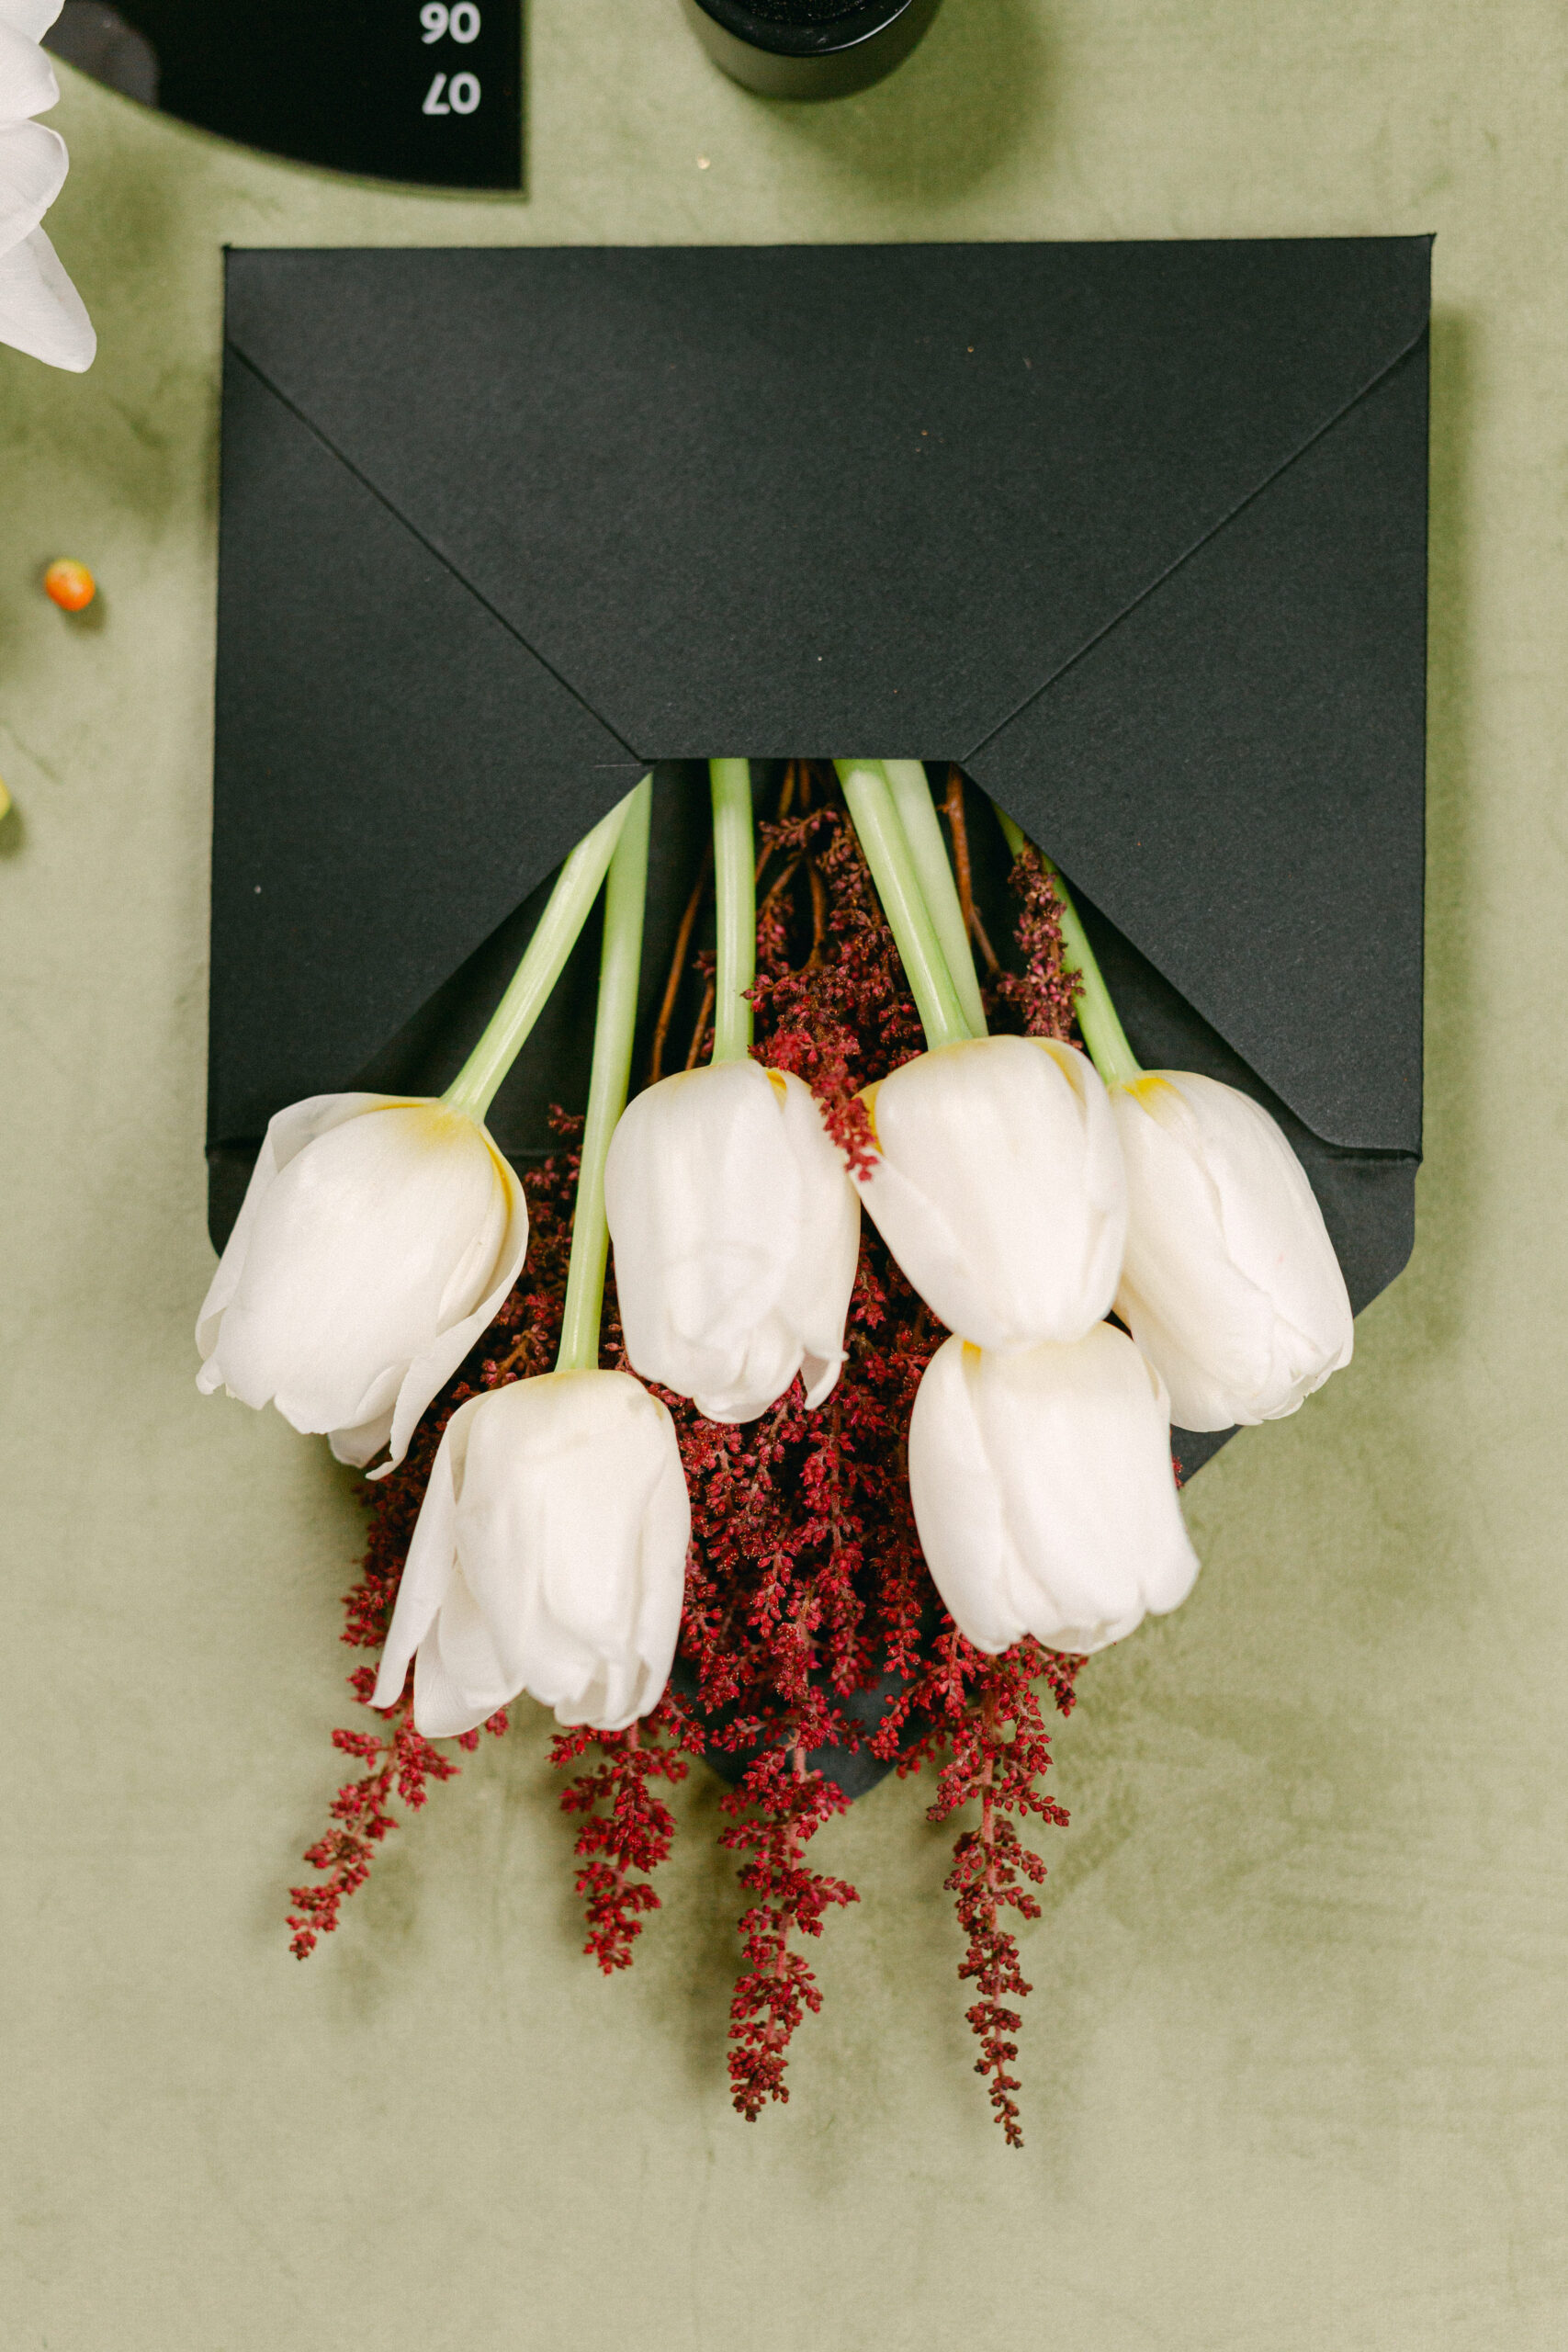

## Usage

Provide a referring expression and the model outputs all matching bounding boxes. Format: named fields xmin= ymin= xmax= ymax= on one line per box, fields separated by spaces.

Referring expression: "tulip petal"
xmin=392 ymin=1369 xmax=690 ymax=1736
xmin=775 ymin=1069 xmax=861 ymax=1409
xmin=0 ymin=6 xmax=67 ymax=42
xmin=910 ymin=1326 xmax=1199 ymax=1656
xmin=1112 ymin=1073 xmax=1353 ymax=1429
xmin=197 ymin=1093 xmax=380 ymax=1377
xmin=0 ymin=117 xmax=64 ymax=250
xmin=855 ymin=1036 xmax=1126 ymax=1351
xmin=371 ymin=1398 xmax=473 ymax=1709
xmin=0 ymin=23 xmax=59 ymax=119
xmin=363 ymin=1147 xmax=527 ymax=1475
xmin=607 ymin=1060 xmax=859 ymax=1422
xmin=421 ymin=1565 xmax=513 ymax=1735
xmin=629 ymin=1411 xmax=692 ymax=1712
xmin=0 ymin=219 xmax=92 ymax=371
xmin=197 ymin=1092 xmax=527 ymax=1472
xmin=905 ymin=1339 xmax=1020 ymax=1652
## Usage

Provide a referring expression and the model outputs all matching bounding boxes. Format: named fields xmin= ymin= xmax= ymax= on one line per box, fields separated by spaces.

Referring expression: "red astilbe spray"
xmin=722 ymin=1749 xmax=858 ymax=2118
xmin=549 ymin=1701 xmax=695 ymax=1973
xmin=897 ymin=1634 xmax=1082 ymax=2144
xmin=988 ymin=835 xmax=1080 ymax=1044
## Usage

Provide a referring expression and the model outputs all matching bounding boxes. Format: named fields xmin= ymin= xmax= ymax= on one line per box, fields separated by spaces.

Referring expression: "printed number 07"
xmin=421 ymin=4 xmax=480 ymax=41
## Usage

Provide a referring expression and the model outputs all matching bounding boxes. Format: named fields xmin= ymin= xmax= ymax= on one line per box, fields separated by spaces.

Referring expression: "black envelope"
xmin=209 ymin=238 xmax=1430 ymax=1494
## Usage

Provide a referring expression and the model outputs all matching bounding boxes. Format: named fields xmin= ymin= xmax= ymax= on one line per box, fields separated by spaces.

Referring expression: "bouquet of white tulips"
xmin=199 ymin=754 xmax=1353 ymax=2139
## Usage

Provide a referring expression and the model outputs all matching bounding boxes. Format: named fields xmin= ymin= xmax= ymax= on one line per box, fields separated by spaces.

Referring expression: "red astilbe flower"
xmin=549 ymin=1698 xmax=697 ymax=1973
xmin=987 ymin=837 xmax=1081 ymax=1044
xmin=721 ymin=1747 xmax=858 ymax=2120
xmin=898 ymin=1635 xmax=1082 ymax=2145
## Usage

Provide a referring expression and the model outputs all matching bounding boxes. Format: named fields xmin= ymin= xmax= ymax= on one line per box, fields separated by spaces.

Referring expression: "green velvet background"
xmin=4 ymin=4 xmax=1565 ymax=2342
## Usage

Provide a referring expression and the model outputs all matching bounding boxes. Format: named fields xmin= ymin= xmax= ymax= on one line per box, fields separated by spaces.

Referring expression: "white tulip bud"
xmin=1109 ymin=1073 xmax=1353 ymax=1431
xmin=605 ymin=1059 xmax=861 ymax=1423
xmin=908 ymin=1324 xmax=1199 ymax=1656
xmin=853 ymin=1035 xmax=1126 ymax=1352
xmin=372 ymin=1369 xmax=690 ymax=1736
xmin=196 ymin=1093 xmax=528 ymax=1472
xmin=0 ymin=11 xmax=96 ymax=372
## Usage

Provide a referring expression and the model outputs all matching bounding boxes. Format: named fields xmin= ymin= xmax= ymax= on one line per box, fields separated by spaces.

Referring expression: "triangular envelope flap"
xmin=968 ymin=341 xmax=1428 ymax=1155
xmin=223 ymin=239 xmax=1431 ymax=758
xmin=209 ymin=352 xmax=643 ymax=1143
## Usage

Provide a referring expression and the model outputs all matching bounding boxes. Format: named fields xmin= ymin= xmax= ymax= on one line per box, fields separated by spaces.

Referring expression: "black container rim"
xmin=685 ymin=0 xmax=918 ymax=59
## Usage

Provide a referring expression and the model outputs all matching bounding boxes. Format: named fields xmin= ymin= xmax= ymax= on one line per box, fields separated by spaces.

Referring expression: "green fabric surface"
xmin=3 ymin=4 xmax=1565 ymax=2343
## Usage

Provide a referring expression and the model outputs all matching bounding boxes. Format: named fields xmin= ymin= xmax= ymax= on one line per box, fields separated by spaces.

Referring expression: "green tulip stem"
xmin=709 ymin=758 xmax=756 ymax=1064
xmin=443 ymin=783 xmax=648 ymax=1121
xmin=880 ymin=760 xmax=989 ymax=1037
xmin=555 ymin=775 xmax=653 ymax=1375
xmin=994 ymin=803 xmax=1144 ymax=1088
xmin=836 ymin=759 xmax=973 ymax=1052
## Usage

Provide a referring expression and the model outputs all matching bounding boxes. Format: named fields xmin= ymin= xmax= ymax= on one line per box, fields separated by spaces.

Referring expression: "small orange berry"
xmin=45 ymin=558 xmax=96 ymax=613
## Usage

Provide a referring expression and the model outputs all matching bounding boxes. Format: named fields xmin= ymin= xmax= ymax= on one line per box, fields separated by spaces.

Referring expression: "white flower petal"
xmin=607 ymin=1059 xmax=859 ymax=1422
xmin=0 ymin=218 xmax=90 ymax=371
xmin=0 ymin=117 xmax=64 ymax=250
xmin=904 ymin=1338 xmax=1019 ymax=1653
xmin=855 ymin=1035 xmax=1126 ymax=1351
xmin=0 ymin=22 xmax=59 ymax=119
xmin=197 ymin=1093 xmax=527 ymax=1471
xmin=389 ymin=1368 xmax=689 ymax=1737
xmin=371 ymin=1402 xmax=471 ymax=1710
xmin=910 ymin=1325 xmax=1198 ymax=1656
xmin=1112 ymin=1073 xmax=1353 ymax=1430
xmin=423 ymin=1565 xmax=513 ymax=1734
xmin=197 ymin=1093 xmax=378 ymax=1373
xmin=0 ymin=5 xmax=66 ymax=44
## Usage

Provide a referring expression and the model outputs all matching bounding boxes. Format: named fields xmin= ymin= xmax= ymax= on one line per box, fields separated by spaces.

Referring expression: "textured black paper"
xmin=48 ymin=2 xmax=523 ymax=190
xmin=209 ymin=241 xmax=1429 ymax=1793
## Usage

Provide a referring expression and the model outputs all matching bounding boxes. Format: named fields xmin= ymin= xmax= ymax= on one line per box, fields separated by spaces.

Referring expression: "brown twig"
xmin=684 ymin=976 xmax=716 ymax=1069
xmin=944 ymin=766 xmax=1000 ymax=975
xmin=649 ymin=838 xmax=713 ymax=1083
xmin=943 ymin=766 xmax=976 ymax=935
xmin=806 ymin=859 xmax=829 ymax=966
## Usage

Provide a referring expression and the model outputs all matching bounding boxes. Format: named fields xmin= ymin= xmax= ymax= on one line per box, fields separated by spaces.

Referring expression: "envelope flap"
xmin=223 ymin=238 xmax=1430 ymax=759
xmin=967 ymin=339 xmax=1428 ymax=1153
xmin=209 ymin=349 xmax=645 ymax=1143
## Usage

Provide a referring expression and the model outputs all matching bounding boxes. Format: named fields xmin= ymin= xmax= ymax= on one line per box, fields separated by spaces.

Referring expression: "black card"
xmin=47 ymin=1 xmax=523 ymax=190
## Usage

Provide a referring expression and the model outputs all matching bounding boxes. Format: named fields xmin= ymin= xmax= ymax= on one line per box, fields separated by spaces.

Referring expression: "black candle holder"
xmin=679 ymin=0 xmax=943 ymax=99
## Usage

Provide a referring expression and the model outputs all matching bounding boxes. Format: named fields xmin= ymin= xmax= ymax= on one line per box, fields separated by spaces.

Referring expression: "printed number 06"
xmin=421 ymin=4 xmax=480 ymax=42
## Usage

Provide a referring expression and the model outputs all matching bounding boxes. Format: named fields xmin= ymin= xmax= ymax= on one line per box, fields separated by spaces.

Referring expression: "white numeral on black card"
xmin=423 ymin=70 xmax=480 ymax=115
xmin=421 ymin=4 xmax=480 ymax=42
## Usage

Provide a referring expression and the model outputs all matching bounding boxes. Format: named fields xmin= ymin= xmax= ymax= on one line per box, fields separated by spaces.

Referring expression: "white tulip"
xmin=908 ymin=1324 xmax=1200 ymax=1656
xmin=853 ymin=1035 xmax=1126 ymax=1352
xmin=372 ymin=1369 xmax=690 ymax=1736
xmin=605 ymin=1058 xmax=860 ymax=1422
xmin=0 ymin=2 xmax=95 ymax=372
xmin=197 ymin=1093 xmax=527 ymax=1472
xmin=1109 ymin=1072 xmax=1353 ymax=1431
